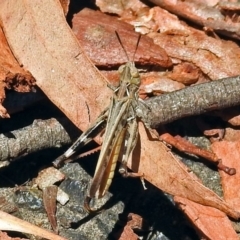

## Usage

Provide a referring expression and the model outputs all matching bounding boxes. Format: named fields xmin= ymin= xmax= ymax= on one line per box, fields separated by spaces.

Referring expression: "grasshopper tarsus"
xmin=84 ymin=196 xmax=103 ymax=214
xmin=52 ymin=154 xmax=67 ymax=168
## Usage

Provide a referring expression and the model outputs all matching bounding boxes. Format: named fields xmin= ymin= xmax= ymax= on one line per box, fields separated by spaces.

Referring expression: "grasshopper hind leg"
xmin=118 ymin=118 xmax=146 ymax=189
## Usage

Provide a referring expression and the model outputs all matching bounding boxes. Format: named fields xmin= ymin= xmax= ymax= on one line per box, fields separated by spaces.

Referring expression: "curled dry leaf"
xmin=224 ymin=127 xmax=240 ymax=142
xmin=43 ymin=186 xmax=58 ymax=233
xmin=175 ymin=196 xmax=239 ymax=240
xmin=117 ymin=213 xmax=147 ymax=240
xmin=118 ymin=225 xmax=138 ymax=240
xmin=35 ymin=167 xmax=65 ymax=190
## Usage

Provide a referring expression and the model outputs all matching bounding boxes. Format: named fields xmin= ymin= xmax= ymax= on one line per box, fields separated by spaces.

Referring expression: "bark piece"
xmin=72 ymin=8 xmax=172 ymax=67
xmin=168 ymin=62 xmax=199 ymax=85
xmin=148 ymin=0 xmax=240 ymax=40
xmin=148 ymin=31 xmax=240 ymax=80
xmin=175 ymin=196 xmax=239 ymax=240
xmin=211 ymin=141 xmax=240 ymax=212
xmin=140 ymin=73 xmax=185 ymax=96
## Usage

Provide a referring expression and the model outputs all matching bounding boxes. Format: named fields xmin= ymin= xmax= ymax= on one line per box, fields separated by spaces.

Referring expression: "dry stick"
xmin=160 ymin=133 xmax=236 ymax=175
xmin=137 ymin=75 xmax=240 ymax=128
xmin=2 ymin=76 xmax=240 ymax=171
xmin=137 ymin=75 xmax=240 ymax=175
xmin=0 ymin=118 xmax=73 ymax=166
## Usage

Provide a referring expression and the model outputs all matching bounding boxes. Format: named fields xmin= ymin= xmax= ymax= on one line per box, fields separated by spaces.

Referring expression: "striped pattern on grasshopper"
xmin=53 ymin=35 xmax=141 ymax=212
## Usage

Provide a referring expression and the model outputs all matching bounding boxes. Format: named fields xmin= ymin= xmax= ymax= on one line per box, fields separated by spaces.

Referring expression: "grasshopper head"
xmin=118 ymin=62 xmax=140 ymax=86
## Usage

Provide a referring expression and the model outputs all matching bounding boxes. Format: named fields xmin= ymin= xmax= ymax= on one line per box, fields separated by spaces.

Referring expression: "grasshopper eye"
xmin=118 ymin=65 xmax=125 ymax=73
xmin=130 ymin=67 xmax=139 ymax=78
xmin=131 ymin=77 xmax=141 ymax=85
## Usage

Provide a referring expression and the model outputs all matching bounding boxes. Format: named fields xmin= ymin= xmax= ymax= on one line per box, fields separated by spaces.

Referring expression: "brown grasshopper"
xmin=53 ymin=33 xmax=142 ymax=212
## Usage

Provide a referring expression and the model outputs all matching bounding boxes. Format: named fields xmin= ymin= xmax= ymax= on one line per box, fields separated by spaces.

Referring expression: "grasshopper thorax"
xmin=118 ymin=61 xmax=140 ymax=86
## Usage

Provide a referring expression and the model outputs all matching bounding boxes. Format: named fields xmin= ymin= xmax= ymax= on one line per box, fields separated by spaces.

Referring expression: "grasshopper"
xmin=53 ymin=33 xmax=142 ymax=212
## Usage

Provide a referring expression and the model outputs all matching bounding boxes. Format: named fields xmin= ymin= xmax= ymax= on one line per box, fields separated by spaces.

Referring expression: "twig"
xmin=0 ymin=118 xmax=73 ymax=166
xmin=137 ymin=75 xmax=240 ymax=128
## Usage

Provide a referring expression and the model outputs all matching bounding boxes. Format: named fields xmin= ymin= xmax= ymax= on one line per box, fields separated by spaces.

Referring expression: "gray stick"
xmin=137 ymin=75 xmax=240 ymax=128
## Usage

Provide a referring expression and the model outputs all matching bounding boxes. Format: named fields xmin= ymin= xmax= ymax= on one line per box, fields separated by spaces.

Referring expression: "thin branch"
xmin=137 ymin=75 xmax=240 ymax=128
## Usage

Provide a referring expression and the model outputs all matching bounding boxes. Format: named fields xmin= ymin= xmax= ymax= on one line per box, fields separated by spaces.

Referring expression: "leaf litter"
xmin=0 ymin=0 xmax=240 ymax=239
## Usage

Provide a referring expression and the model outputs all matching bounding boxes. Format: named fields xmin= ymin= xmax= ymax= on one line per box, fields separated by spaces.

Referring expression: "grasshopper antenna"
xmin=132 ymin=34 xmax=141 ymax=62
xmin=115 ymin=31 xmax=130 ymax=62
xmin=115 ymin=31 xmax=141 ymax=62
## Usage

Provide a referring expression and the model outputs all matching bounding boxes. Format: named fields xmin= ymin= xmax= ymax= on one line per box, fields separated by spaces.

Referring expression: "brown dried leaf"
xmin=129 ymin=123 xmax=240 ymax=219
xmin=1 ymin=0 xmax=239 ymax=224
xmin=59 ymin=0 xmax=70 ymax=16
xmin=0 ymin=0 xmax=112 ymax=133
xmin=118 ymin=225 xmax=138 ymax=240
xmin=211 ymin=141 xmax=240 ymax=212
xmin=0 ymin=210 xmax=66 ymax=240
xmin=72 ymin=8 xmax=172 ymax=67
xmin=43 ymin=186 xmax=58 ymax=233
xmin=0 ymin=27 xmax=35 ymax=118
xmin=35 ymin=167 xmax=65 ymax=190
xmin=117 ymin=213 xmax=147 ymax=240
xmin=224 ymin=127 xmax=240 ymax=142
xmin=175 ymin=196 xmax=239 ymax=240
